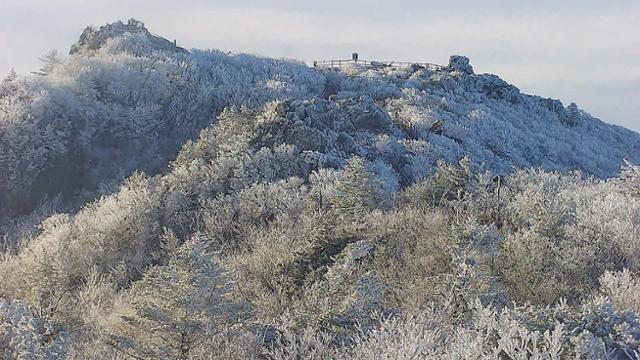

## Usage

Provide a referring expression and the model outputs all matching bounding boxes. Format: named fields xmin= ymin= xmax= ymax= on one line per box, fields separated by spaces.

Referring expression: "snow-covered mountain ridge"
xmin=0 ymin=19 xmax=638 ymax=219
xmin=4 ymin=20 xmax=640 ymax=358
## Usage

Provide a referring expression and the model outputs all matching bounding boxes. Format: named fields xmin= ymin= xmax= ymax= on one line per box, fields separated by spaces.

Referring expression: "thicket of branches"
xmin=2 ymin=21 xmax=640 ymax=359
xmin=2 ymin=99 xmax=640 ymax=359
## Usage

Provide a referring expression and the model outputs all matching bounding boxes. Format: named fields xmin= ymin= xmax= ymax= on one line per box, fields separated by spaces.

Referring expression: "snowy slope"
xmin=0 ymin=19 xmax=638 ymax=219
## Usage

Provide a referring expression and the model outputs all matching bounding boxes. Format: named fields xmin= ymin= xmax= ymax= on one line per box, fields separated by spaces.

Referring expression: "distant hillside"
xmin=1 ymin=18 xmax=638 ymax=219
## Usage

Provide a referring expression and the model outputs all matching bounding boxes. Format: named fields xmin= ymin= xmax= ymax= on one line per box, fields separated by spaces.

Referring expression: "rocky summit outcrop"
xmin=448 ymin=55 xmax=474 ymax=74
xmin=69 ymin=18 xmax=188 ymax=55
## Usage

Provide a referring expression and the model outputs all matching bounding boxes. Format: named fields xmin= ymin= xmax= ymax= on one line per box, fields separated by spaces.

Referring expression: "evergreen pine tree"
xmin=331 ymin=157 xmax=381 ymax=223
xmin=618 ymin=159 xmax=640 ymax=197
xmin=2 ymin=68 xmax=17 ymax=83
xmin=34 ymin=50 xmax=60 ymax=76
xmin=109 ymin=234 xmax=234 ymax=359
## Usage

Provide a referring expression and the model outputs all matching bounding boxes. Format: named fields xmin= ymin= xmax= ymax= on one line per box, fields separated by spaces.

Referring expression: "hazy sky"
xmin=1 ymin=0 xmax=639 ymax=131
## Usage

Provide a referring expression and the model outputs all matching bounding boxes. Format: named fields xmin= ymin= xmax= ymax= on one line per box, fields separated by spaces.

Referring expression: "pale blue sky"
xmin=1 ymin=0 xmax=638 ymax=130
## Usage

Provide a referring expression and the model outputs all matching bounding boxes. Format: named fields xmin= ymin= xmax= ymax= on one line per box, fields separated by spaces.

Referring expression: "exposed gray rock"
xmin=540 ymin=97 xmax=565 ymax=114
xmin=564 ymin=102 xmax=581 ymax=127
xmin=534 ymin=98 xmax=580 ymax=126
xmin=477 ymin=74 xmax=521 ymax=104
xmin=284 ymin=125 xmax=328 ymax=152
xmin=539 ymin=97 xmax=570 ymax=122
xmin=337 ymin=132 xmax=356 ymax=153
xmin=353 ymin=111 xmax=387 ymax=131
xmin=346 ymin=97 xmax=393 ymax=132
xmin=448 ymin=55 xmax=474 ymax=74
xmin=69 ymin=18 xmax=188 ymax=55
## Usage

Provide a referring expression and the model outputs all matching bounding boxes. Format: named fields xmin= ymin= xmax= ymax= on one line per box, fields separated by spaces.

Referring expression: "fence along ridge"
xmin=313 ymin=58 xmax=445 ymax=71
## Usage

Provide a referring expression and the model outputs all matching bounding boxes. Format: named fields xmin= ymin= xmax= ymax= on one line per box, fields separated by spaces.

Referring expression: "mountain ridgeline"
xmin=2 ymin=19 xmax=640 ymax=359
xmin=1 ymin=19 xmax=638 ymax=222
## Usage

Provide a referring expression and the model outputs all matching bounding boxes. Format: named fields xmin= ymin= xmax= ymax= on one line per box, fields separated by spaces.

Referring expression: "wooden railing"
xmin=313 ymin=59 xmax=445 ymax=71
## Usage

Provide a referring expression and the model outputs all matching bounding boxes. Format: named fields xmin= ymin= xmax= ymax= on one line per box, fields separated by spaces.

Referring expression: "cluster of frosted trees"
xmin=2 ymin=100 xmax=640 ymax=358
xmin=2 ymin=20 xmax=640 ymax=358
xmin=0 ymin=32 xmax=323 ymax=221
xmin=2 ymin=22 xmax=639 ymax=225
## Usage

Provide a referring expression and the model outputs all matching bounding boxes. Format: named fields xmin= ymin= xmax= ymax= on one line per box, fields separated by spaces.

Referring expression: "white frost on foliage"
xmin=0 ymin=299 xmax=68 ymax=359
xmin=2 ymin=19 xmax=638 ymax=224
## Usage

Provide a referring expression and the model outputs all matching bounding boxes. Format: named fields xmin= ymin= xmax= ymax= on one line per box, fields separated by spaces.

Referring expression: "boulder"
xmin=477 ymin=74 xmax=521 ymax=104
xmin=448 ymin=55 xmax=474 ymax=74
xmin=353 ymin=110 xmax=390 ymax=131
xmin=337 ymin=132 xmax=356 ymax=153
xmin=563 ymin=103 xmax=581 ymax=127
xmin=284 ymin=125 xmax=328 ymax=152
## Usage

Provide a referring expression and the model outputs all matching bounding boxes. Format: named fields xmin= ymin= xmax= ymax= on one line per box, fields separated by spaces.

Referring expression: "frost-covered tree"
xmin=0 ymin=299 xmax=69 ymax=359
xmin=109 ymin=234 xmax=238 ymax=360
xmin=34 ymin=50 xmax=61 ymax=76
xmin=331 ymin=157 xmax=383 ymax=222
xmin=618 ymin=160 xmax=640 ymax=197
xmin=2 ymin=68 xmax=17 ymax=83
xmin=2 ymin=18 xmax=640 ymax=360
xmin=600 ymin=269 xmax=640 ymax=314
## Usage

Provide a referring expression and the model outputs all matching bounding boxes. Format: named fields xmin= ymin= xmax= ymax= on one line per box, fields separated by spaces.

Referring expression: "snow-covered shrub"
xmin=108 ymin=234 xmax=243 ymax=359
xmin=600 ymin=270 xmax=640 ymax=315
xmin=367 ymin=208 xmax=451 ymax=310
xmin=618 ymin=160 xmax=640 ymax=197
xmin=0 ymin=299 xmax=69 ymax=359
xmin=267 ymin=327 xmax=340 ymax=360
xmin=496 ymin=229 xmax=569 ymax=304
xmin=200 ymin=177 xmax=307 ymax=254
xmin=0 ymin=173 xmax=165 ymax=318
